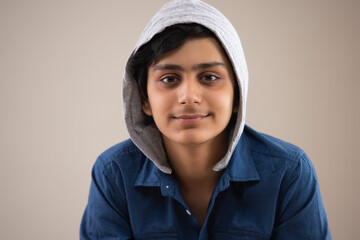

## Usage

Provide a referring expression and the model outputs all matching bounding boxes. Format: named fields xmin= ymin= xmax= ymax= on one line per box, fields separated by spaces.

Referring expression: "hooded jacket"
xmin=81 ymin=1 xmax=331 ymax=239
xmin=123 ymin=0 xmax=248 ymax=174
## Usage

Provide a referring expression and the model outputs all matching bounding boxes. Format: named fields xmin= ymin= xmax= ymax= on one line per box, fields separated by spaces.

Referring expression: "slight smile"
xmin=174 ymin=114 xmax=210 ymax=123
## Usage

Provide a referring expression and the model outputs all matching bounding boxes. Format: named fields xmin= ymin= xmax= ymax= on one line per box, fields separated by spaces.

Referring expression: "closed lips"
xmin=174 ymin=114 xmax=209 ymax=120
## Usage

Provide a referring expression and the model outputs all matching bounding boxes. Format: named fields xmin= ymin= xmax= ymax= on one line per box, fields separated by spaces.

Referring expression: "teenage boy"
xmin=81 ymin=0 xmax=331 ymax=239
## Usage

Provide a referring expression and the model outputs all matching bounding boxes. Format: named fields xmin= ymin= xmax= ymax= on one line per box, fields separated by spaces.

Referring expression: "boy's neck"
xmin=162 ymin=128 xmax=230 ymax=190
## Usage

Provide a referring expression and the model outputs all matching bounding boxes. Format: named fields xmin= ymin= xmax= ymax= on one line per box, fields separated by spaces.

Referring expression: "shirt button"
xmin=186 ymin=209 xmax=191 ymax=215
xmin=166 ymin=185 xmax=169 ymax=189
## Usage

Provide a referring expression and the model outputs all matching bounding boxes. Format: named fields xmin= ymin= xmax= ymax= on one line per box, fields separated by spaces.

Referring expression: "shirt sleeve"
xmin=272 ymin=153 xmax=331 ymax=240
xmin=80 ymin=157 xmax=134 ymax=240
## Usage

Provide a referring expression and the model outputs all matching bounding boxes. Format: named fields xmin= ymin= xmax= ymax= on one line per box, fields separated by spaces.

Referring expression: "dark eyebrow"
xmin=192 ymin=62 xmax=225 ymax=70
xmin=152 ymin=64 xmax=184 ymax=72
xmin=152 ymin=62 xmax=225 ymax=72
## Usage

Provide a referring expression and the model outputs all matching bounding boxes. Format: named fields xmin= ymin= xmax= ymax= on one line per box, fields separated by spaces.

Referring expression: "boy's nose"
xmin=177 ymin=78 xmax=202 ymax=105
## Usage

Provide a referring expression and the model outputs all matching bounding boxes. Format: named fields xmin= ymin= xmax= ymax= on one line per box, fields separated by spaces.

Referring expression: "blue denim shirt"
xmin=80 ymin=125 xmax=331 ymax=239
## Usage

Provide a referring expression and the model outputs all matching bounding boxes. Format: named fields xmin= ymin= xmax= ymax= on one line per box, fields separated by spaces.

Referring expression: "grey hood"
xmin=122 ymin=0 xmax=248 ymax=174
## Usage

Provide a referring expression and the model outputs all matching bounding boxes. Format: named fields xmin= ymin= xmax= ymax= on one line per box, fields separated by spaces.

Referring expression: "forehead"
xmin=152 ymin=37 xmax=231 ymax=67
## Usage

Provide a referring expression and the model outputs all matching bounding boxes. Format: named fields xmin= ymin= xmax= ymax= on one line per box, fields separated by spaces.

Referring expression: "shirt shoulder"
xmin=99 ymin=139 xmax=140 ymax=159
xmin=240 ymin=126 xmax=330 ymax=238
xmin=243 ymin=125 xmax=309 ymax=175
xmin=94 ymin=139 xmax=146 ymax=178
xmin=245 ymin=125 xmax=305 ymax=159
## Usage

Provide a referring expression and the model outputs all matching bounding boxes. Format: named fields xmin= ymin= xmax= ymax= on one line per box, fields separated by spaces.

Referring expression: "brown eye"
xmin=161 ymin=76 xmax=180 ymax=83
xmin=200 ymin=74 xmax=218 ymax=82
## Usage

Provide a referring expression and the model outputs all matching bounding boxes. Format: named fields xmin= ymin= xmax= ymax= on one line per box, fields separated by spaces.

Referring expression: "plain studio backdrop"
xmin=1 ymin=0 xmax=359 ymax=239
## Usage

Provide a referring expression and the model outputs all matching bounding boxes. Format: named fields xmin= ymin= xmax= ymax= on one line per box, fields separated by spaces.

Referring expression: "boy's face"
xmin=142 ymin=37 xmax=236 ymax=146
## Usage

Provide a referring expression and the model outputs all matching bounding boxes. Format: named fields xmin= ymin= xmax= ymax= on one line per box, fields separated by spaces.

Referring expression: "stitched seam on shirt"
xmin=105 ymin=146 xmax=140 ymax=162
xmin=250 ymin=148 xmax=304 ymax=163
xmin=229 ymin=175 xmax=259 ymax=181
xmin=134 ymin=231 xmax=178 ymax=239
xmin=135 ymin=182 xmax=160 ymax=187
xmin=213 ymin=228 xmax=270 ymax=238
xmin=275 ymin=152 xmax=312 ymax=225
xmin=300 ymin=153 xmax=318 ymax=183
xmin=100 ymin=157 xmax=128 ymax=212
xmin=99 ymin=140 xmax=141 ymax=162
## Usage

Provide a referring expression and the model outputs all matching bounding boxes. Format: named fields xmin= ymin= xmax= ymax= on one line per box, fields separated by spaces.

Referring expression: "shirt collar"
xmin=135 ymin=130 xmax=260 ymax=189
xmin=134 ymin=157 xmax=177 ymax=198
xmin=135 ymin=158 xmax=162 ymax=187
xmin=223 ymin=132 xmax=260 ymax=182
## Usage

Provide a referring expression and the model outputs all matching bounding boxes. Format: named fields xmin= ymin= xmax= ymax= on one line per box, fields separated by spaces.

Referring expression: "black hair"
xmin=126 ymin=23 xmax=239 ymax=99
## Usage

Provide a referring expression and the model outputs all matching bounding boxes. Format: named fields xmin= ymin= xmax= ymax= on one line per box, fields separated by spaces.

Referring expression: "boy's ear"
xmin=140 ymin=92 xmax=152 ymax=116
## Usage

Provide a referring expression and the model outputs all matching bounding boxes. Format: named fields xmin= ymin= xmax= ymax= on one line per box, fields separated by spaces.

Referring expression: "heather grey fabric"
xmin=122 ymin=0 xmax=248 ymax=174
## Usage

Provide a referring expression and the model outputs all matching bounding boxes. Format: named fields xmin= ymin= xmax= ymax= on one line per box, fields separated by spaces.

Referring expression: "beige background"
xmin=0 ymin=0 xmax=359 ymax=239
